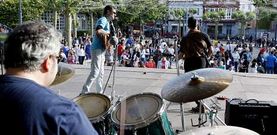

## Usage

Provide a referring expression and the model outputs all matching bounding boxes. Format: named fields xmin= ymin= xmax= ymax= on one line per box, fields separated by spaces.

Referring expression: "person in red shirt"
xmin=145 ymin=56 xmax=156 ymax=68
xmin=117 ymin=40 xmax=125 ymax=64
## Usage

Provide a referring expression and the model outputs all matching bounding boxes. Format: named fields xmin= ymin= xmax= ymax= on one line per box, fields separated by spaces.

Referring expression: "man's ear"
xmin=41 ymin=57 xmax=50 ymax=72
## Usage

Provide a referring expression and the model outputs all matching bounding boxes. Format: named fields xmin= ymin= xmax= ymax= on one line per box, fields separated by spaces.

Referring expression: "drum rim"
xmin=111 ymin=92 xmax=163 ymax=130
xmin=73 ymin=92 xmax=111 ymax=123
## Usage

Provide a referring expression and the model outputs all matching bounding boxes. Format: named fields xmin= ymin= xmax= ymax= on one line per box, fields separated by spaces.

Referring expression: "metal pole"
xmin=174 ymin=37 xmax=185 ymax=131
xmin=274 ymin=24 xmax=277 ymax=46
xmin=19 ymin=0 xmax=22 ymax=24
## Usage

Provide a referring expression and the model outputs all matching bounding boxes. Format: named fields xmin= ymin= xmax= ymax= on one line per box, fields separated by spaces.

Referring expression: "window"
xmin=41 ymin=11 xmax=53 ymax=25
xmin=172 ymin=26 xmax=177 ymax=33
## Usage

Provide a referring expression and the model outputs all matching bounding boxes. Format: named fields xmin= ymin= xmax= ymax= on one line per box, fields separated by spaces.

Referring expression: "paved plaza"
xmin=50 ymin=64 xmax=277 ymax=134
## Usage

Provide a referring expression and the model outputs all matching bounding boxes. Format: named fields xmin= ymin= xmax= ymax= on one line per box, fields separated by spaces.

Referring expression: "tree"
xmin=0 ymin=0 xmax=45 ymax=28
xmin=203 ymin=10 xmax=225 ymax=40
xmin=232 ymin=11 xmax=255 ymax=38
xmin=172 ymin=8 xmax=185 ymax=37
xmin=115 ymin=0 xmax=167 ymax=34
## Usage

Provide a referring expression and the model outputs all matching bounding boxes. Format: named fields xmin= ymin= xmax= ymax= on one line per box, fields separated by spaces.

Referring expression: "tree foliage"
xmin=0 ymin=0 xmax=45 ymax=28
xmin=115 ymin=0 xmax=167 ymax=29
xmin=203 ymin=10 xmax=225 ymax=40
xmin=232 ymin=11 xmax=255 ymax=37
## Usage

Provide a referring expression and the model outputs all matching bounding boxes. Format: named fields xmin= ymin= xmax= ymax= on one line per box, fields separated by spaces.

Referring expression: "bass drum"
xmin=73 ymin=93 xmax=115 ymax=135
xmin=111 ymin=93 xmax=175 ymax=135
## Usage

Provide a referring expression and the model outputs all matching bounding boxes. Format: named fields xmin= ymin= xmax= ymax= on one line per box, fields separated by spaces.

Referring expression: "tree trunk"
xmin=65 ymin=11 xmax=72 ymax=47
xmin=90 ymin=13 xmax=94 ymax=37
xmin=72 ymin=12 xmax=77 ymax=38
xmin=53 ymin=11 xmax=58 ymax=29
xmin=215 ymin=22 xmax=218 ymax=40
xmin=179 ymin=19 xmax=181 ymax=38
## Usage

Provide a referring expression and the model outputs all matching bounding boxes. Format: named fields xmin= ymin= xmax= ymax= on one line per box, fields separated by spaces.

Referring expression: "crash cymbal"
xmin=161 ymin=68 xmax=233 ymax=103
xmin=51 ymin=63 xmax=75 ymax=86
xmin=181 ymin=126 xmax=259 ymax=135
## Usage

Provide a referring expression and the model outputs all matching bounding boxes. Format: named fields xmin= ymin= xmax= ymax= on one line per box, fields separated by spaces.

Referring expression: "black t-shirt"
xmin=0 ymin=75 xmax=98 ymax=135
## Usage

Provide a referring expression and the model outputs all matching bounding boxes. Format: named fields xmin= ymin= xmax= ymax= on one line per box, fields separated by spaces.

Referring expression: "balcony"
xmin=204 ymin=0 xmax=238 ymax=8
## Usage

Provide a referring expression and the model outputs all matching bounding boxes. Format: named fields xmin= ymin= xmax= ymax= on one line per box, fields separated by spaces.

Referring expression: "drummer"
xmin=0 ymin=21 xmax=98 ymax=134
xmin=178 ymin=16 xmax=213 ymax=113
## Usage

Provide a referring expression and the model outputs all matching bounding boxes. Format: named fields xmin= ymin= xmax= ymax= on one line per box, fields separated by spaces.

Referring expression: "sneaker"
xmin=190 ymin=106 xmax=205 ymax=113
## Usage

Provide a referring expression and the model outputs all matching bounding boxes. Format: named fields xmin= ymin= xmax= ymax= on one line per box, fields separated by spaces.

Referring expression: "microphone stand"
xmin=102 ymin=21 xmax=121 ymax=104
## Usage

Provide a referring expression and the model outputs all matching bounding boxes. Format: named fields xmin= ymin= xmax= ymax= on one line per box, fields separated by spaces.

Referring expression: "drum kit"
xmin=53 ymin=65 xmax=260 ymax=135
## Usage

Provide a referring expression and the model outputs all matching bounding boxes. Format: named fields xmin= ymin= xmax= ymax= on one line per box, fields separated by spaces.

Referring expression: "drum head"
xmin=183 ymin=126 xmax=259 ymax=135
xmin=73 ymin=93 xmax=111 ymax=122
xmin=111 ymin=93 xmax=163 ymax=129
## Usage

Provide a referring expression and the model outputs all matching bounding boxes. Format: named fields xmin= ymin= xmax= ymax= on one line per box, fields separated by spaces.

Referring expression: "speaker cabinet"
xmin=225 ymin=98 xmax=277 ymax=135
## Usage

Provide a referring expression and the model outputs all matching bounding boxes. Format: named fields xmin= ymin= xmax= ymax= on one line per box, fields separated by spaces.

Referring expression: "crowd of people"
xmin=59 ymin=34 xmax=277 ymax=74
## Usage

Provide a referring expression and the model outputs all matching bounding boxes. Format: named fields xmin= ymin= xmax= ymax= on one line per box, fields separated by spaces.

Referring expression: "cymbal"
xmin=51 ymin=63 xmax=75 ymax=86
xmin=161 ymin=68 xmax=233 ymax=103
xmin=181 ymin=126 xmax=259 ymax=135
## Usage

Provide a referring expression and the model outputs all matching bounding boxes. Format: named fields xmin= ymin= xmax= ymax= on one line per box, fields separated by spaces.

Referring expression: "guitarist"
xmin=178 ymin=16 xmax=213 ymax=113
xmin=81 ymin=5 xmax=117 ymax=94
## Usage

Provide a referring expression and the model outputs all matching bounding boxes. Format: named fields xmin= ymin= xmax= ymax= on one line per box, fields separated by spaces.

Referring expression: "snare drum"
xmin=111 ymin=93 xmax=175 ymax=135
xmin=73 ymin=93 xmax=114 ymax=135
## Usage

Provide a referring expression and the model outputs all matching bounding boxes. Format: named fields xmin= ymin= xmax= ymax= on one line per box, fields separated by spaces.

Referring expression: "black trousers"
xmin=184 ymin=56 xmax=207 ymax=107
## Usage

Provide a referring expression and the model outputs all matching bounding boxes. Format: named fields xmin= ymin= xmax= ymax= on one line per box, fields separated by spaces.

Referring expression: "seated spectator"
xmin=157 ymin=56 xmax=170 ymax=69
xmin=145 ymin=57 xmax=156 ymax=68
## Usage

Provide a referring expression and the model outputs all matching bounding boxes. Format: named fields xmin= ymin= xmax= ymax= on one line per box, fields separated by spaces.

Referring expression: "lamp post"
xmin=19 ymin=0 xmax=22 ymax=24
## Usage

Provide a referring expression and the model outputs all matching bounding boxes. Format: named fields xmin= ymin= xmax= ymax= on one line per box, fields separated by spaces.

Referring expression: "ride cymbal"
xmin=51 ymin=63 xmax=75 ymax=86
xmin=161 ymin=68 xmax=233 ymax=103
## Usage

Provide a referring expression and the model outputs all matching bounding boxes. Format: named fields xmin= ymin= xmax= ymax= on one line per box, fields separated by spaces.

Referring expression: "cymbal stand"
xmin=191 ymin=100 xmax=207 ymax=127
xmin=165 ymin=37 xmax=186 ymax=133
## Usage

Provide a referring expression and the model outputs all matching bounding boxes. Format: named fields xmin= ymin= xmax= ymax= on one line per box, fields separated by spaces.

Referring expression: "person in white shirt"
xmin=77 ymin=45 xmax=86 ymax=65
xmin=232 ymin=49 xmax=240 ymax=72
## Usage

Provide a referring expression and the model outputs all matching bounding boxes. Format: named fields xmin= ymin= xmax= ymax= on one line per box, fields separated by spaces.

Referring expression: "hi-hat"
xmin=181 ymin=126 xmax=259 ymax=135
xmin=51 ymin=63 xmax=75 ymax=86
xmin=161 ymin=68 xmax=233 ymax=103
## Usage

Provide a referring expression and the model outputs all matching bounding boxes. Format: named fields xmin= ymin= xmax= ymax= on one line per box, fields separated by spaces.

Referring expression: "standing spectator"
xmin=264 ymin=48 xmax=277 ymax=74
xmin=77 ymin=45 xmax=86 ymax=65
xmin=232 ymin=49 xmax=240 ymax=72
xmin=117 ymin=40 xmax=125 ymax=64
xmin=81 ymin=5 xmax=117 ymax=94
xmin=178 ymin=16 xmax=213 ymax=113
xmin=0 ymin=21 xmax=98 ymax=135
xmin=67 ymin=49 xmax=76 ymax=64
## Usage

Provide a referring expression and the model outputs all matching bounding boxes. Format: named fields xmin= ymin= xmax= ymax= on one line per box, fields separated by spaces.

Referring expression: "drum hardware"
xmin=191 ymin=100 xmax=207 ymax=128
xmin=51 ymin=63 xmax=75 ymax=86
xmin=210 ymin=98 xmax=222 ymax=110
xmin=201 ymin=100 xmax=226 ymax=126
xmin=162 ymin=68 xmax=232 ymax=133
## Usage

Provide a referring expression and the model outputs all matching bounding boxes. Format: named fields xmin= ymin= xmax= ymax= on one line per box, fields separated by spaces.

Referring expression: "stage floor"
xmin=51 ymin=64 xmax=277 ymax=134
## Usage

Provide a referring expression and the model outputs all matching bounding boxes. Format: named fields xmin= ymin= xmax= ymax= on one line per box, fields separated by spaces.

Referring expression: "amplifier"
xmin=225 ymin=98 xmax=277 ymax=135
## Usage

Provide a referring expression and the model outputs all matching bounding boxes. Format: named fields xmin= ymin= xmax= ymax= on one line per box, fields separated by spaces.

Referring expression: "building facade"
xmin=167 ymin=0 xmax=256 ymax=39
